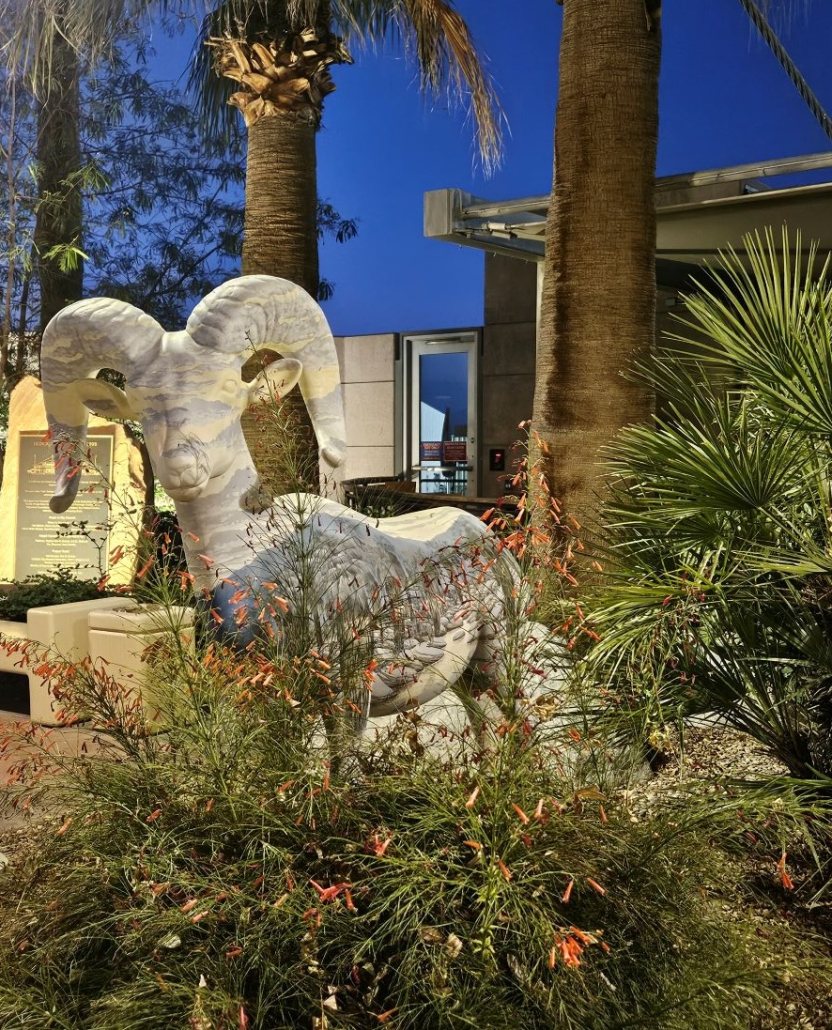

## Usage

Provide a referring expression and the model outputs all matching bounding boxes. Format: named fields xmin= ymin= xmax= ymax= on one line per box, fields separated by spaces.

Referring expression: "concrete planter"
xmin=88 ymin=604 xmax=195 ymax=730
xmin=0 ymin=598 xmax=193 ymax=726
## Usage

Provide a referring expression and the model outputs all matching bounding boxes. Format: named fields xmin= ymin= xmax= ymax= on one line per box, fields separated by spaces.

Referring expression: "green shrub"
xmin=0 ymin=623 xmax=782 ymax=1030
xmin=585 ymin=229 xmax=832 ymax=781
xmin=0 ymin=570 xmax=115 ymax=622
xmin=0 ymin=416 xmax=820 ymax=1028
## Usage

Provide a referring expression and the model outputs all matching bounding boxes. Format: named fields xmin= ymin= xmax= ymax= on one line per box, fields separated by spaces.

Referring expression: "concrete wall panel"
xmin=484 ymin=254 xmax=537 ymax=326
xmin=343 ymin=381 xmax=395 ymax=448
xmin=482 ymin=322 xmax=536 ymax=377
xmin=481 ymin=374 xmax=535 ymax=447
xmin=340 ymin=446 xmax=395 ymax=481
xmin=335 ymin=334 xmax=396 ymax=384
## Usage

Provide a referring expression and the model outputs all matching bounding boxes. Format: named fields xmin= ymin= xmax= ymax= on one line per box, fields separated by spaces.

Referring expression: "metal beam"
xmin=425 ymin=154 xmax=832 ymax=267
xmin=460 ymin=195 xmax=549 ymax=219
xmin=429 ymin=154 xmax=832 ymax=234
xmin=655 ymin=152 xmax=832 ymax=191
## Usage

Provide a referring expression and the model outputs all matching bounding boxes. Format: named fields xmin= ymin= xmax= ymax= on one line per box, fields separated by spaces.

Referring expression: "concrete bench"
xmin=0 ymin=598 xmax=193 ymax=724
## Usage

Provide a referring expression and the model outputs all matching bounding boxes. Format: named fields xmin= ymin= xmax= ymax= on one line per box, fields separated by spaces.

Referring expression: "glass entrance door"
xmin=405 ymin=333 xmax=478 ymax=496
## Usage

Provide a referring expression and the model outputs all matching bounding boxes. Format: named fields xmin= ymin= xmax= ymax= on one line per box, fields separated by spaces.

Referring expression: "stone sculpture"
xmin=39 ymin=276 xmax=523 ymax=716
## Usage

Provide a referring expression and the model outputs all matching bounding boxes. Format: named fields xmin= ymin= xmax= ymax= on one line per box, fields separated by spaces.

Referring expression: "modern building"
xmin=334 ymin=152 xmax=832 ymax=500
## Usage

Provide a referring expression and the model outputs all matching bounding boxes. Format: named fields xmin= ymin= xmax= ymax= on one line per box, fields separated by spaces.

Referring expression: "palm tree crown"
xmin=192 ymin=0 xmax=501 ymax=172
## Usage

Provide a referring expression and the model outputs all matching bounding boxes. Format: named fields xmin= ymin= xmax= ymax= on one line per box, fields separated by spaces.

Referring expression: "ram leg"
xmin=368 ymin=616 xmax=481 ymax=718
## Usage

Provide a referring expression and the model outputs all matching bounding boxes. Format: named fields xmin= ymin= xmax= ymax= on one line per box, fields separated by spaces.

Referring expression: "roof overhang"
xmin=656 ymin=181 xmax=832 ymax=261
xmin=425 ymin=152 xmax=832 ymax=285
xmin=424 ymin=187 xmax=547 ymax=260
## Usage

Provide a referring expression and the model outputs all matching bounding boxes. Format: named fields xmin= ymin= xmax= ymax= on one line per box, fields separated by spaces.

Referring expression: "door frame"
xmin=396 ymin=329 xmax=481 ymax=496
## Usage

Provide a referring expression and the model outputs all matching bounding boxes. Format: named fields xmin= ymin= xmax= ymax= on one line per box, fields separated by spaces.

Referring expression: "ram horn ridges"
xmin=186 ymin=275 xmax=347 ymax=468
xmin=40 ymin=298 xmax=164 ymax=512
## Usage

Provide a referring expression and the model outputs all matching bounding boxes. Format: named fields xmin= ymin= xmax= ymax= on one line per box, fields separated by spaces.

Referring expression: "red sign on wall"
xmin=442 ymin=441 xmax=467 ymax=462
xmin=420 ymin=441 xmax=443 ymax=461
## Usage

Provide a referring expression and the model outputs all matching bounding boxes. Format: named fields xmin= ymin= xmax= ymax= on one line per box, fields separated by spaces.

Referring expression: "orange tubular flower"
xmin=777 ymin=853 xmax=795 ymax=891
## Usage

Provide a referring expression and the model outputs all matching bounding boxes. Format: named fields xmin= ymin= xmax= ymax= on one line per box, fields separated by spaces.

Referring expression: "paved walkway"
xmin=0 ymin=710 xmax=102 ymax=832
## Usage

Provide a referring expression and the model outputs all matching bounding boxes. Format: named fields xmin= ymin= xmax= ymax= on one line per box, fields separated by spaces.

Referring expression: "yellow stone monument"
xmin=0 ymin=377 xmax=150 ymax=587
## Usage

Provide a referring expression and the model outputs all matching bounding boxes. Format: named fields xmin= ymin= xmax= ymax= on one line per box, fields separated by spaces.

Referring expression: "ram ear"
xmin=74 ymin=378 xmax=137 ymax=420
xmin=248 ymin=358 xmax=303 ymax=405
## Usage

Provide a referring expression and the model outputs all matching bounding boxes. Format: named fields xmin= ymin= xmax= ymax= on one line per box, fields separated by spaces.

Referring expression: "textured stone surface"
xmin=343 ymin=381 xmax=395 ymax=447
xmin=0 ymin=377 xmax=149 ymax=585
xmin=333 ymin=334 xmax=397 ymax=485
xmin=335 ymin=445 xmax=395 ymax=481
xmin=37 ymin=277 xmax=543 ymax=716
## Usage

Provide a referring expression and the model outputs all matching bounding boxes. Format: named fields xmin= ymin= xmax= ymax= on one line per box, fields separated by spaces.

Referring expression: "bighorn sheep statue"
xmin=40 ymin=276 xmax=527 ymax=717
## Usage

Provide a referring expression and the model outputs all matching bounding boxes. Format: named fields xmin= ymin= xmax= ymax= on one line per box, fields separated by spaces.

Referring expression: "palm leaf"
xmin=605 ymin=364 xmax=816 ymax=564
xmin=589 ymin=228 xmax=832 ymax=778
xmin=0 ymin=0 xmax=145 ymax=90
xmin=669 ymin=227 xmax=832 ymax=435
xmin=189 ymin=0 xmax=502 ymax=171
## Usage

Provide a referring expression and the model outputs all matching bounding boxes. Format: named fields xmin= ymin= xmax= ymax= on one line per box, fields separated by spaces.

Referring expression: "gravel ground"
xmin=620 ymin=725 xmax=832 ymax=1030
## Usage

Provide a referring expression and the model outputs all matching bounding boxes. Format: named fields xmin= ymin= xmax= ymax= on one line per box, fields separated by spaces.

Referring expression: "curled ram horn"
xmin=40 ymin=298 xmax=164 ymax=513
xmin=186 ymin=275 xmax=347 ymax=468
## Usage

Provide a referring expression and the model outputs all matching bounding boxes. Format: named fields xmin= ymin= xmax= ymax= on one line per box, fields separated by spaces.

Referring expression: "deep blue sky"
xmin=153 ymin=1 xmax=832 ymax=336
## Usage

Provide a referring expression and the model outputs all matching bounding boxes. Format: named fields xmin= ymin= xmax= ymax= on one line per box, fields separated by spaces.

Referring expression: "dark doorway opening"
xmin=0 ymin=671 xmax=30 ymax=716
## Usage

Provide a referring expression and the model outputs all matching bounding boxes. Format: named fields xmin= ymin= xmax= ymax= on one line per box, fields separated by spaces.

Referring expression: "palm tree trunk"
xmin=1 ymin=75 xmax=17 ymax=396
xmin=34 ymin=19 xmax=83 ymax=338
xmin=15 ymin=266 xmax=31 ymax=377
xmin=242 ymin=115 xmax=319 ymax=295
xmin=534 ymin=0 xmax=661 ymax=527
xmin=241 ymin=114 xmax=320 ymax=493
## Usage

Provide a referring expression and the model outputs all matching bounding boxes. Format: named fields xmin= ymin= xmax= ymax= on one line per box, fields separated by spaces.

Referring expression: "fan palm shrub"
xmin=587 ymin=228 xmax=832 ymax=782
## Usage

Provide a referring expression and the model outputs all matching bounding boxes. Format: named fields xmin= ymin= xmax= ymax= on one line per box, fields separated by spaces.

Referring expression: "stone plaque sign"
xmin=15 ymin=431 xmax=114 ymax=581
xmin=0 ymin=377 xmax=151 ymax=586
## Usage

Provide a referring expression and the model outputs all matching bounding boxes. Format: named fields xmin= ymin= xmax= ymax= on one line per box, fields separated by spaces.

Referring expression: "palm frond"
xmin=587 ymin=228 xmax=832 ymax=779
xmin=0 ymin=0 xmax=142 ymax=91
xmin=391 ymin=0 xmax=503 ymax=173
xmin=669 ymin=227 xmax=832 ymax=435
xmin=605 ymin=367 xmax=816 ymax=563
xmin=191 ymin=0 xmax=502 ymax=171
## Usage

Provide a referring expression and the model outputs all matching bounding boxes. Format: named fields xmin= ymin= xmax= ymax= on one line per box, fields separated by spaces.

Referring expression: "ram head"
xmin=39 ymin=275 xmax=347 ymax=512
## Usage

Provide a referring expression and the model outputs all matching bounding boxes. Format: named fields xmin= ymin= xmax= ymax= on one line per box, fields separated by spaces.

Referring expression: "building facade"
xmin=336 ymin=152 xmax=832 ymax=500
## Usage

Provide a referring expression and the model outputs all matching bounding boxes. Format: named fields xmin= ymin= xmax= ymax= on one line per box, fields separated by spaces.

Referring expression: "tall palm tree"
xmin=4 ymin=0 xmax=498 ymax=320
xmin=534 ymin=0 xmax=824 ymax=529
xmin=201 ymin=3 xmax=345 ymax=298
xmin=191 ymin=0 xmax=500 ymax=491
xmin=1 ymin=0 xmax=498 ymax=494
xmin=0 ymin=0 xmax=144 ymax=335
xmin=533 ymin=0 xmax=661 ymax=527
xmin=31 ymin=9 xmax=83 ymax=335
xmin=195 ymin=0 xmax=500 ymax=297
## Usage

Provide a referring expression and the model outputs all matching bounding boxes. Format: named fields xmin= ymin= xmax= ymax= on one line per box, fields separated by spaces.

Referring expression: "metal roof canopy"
xmin=425 ymin=152 xmax=832 ymax=288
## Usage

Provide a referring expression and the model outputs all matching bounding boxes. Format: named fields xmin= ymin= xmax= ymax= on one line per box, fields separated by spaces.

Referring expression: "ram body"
xmin=40 ymin=276 xmax=517 ymax=715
